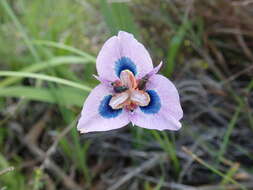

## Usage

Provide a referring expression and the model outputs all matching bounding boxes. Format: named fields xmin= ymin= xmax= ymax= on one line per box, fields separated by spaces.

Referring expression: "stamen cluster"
xmin=109 ymin=70 xmax=150 ymax=111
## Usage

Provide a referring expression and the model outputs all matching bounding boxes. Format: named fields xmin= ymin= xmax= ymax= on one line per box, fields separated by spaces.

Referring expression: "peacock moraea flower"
xmin=77 ymin=31 xmax=183 ymax=133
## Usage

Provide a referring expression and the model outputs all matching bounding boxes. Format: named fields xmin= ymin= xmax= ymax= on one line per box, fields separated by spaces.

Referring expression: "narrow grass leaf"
xmin=0 ymin=71 xmax=92 ymax=91
xmin=217 ymin=105 xmax=242 ymax=164
xmin=0 ymin=56 xmax=89 ymax=87
xmin=0 ymin=0 xmax=40 ymax=62
xmin=111 ymin=3 xmax=139 ymax=36
xmin=99 ymin=0 xmax=139 ymax=36
xmin=161 ymin=132 xmax=180 ymax=174
xmin=99 ymin=0 xmax=117 ymax=35
xmin=154 ymin=177 xmax=165 ymax=190
xmin=0 ymin=86 xmax=86 ymax=107
xmin=221 ymin=163 xmax=240 ymax=185
xmin=71 ymin=129 xmax=92 ymax=184
xmin=33 ymin=40 xmax=96 ymax=62
xmin=166 ymin=19 xmax=191 ymax=76
xmin=0 ymin=154 xmax=25 ymax=190
xmin=182 ymin=146 xmax=247 ymax=190
xmin=151 ymin=131 xmax=180 ymax=175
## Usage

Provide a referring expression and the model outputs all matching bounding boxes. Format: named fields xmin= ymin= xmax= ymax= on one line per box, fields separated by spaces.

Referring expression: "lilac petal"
xmin=96 ymin=31 xmax=153 ymax=81
xmin=93 ymin=74 xmax=112 ymax=88
xmin=131 ymin=109 xmax=182 ymax=130
xmin=77 ymin=84 xmax=130 ymax=133
xmin=131 ymin=74 xmax=183 ymax=131
xmin=120 ymin=70 xmax=137 ymax=89
xmin=109 ymin=92 xmax=129 ymax=109
xmin=130 ymin=90 xmax=150 ymax=107
xmin=146 ymin=61 xmax=163 ymax=78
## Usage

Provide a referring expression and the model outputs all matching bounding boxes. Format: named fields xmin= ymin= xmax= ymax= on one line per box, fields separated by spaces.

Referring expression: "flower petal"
xmin=120 ymin=69 xmax=137 ymax=89
xmin=109 ymin=92 xmax=129 ymax=109
xmin=93 ymin=74 xmax=112 ymax=87
xmin=77 ymin=84 xmax=130 ymax=133
xmin=96 ymin=31 xmax=153 ymax=81
xmin=130 ymin=74 xmax=183 ymax=130
xmin=130 ymin=90 xmax=150 ymax=107
xmin=146 ymin=61 xmax=163 ymax=78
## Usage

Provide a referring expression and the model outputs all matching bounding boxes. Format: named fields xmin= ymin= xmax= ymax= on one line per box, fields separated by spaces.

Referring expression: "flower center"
xmin=109 ymin=70 xmax=150 ymax=111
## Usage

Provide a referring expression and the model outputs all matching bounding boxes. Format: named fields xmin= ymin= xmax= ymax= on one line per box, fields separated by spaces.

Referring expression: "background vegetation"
xmin=0 ymin=0 xmax=252 ymax=189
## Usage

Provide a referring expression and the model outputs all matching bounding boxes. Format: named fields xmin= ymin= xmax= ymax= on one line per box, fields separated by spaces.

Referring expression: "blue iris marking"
xmin=140 ymin=90 xmax=161 ymax=114
xmin=115 ymin=57 xmax=137 ymax=77
xmin=99 ymin=95 xmax=122 ymax=118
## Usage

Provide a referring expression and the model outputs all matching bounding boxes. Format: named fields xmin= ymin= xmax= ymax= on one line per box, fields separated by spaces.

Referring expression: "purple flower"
xmin=77 ymin=31 xmax=183 ymax=133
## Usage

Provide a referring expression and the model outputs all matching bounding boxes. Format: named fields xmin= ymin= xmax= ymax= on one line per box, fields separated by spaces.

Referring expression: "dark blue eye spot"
xmin=140 ymin=90 xmax=161 ymax=114
xmin=99 ymin=95 xmax=122 ymax=118
xmin=115 ymin=57 xmax=137 ymax=77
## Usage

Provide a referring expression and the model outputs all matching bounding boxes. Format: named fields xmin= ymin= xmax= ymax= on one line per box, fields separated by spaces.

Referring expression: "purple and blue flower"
xmin=77 ymin=31 xmax=183 ymax=133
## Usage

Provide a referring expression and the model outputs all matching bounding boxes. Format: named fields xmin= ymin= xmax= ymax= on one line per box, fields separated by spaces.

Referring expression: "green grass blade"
xmin=217 ymin=105 xmax=242 ymax=164
xmin=111 ymin=3 xmax=139 ymax=36
xmin=71 ymin=129 xmax=92 ymax=184
xmin=183 ymin=147 xmax=247 ymax=190
xmin=0 ymin=86 xmax=86 ymax=106
xmin=99 ymin=0 xmax=139 ymax=36
xmin=246 ymin=79 xmax=253 ymax=131
xmin=161 ymin=132 xmax=180 ymax=174
xmin=166 ymin=19 xmax=191 ymax=76
xmin=0 ymin=71 xmax=92 ymax=91
xmin=0 ymin=0 xmax=40 ymax=62
xmin=33 ymin=40 xmax=96 ymax=62
xmin=154 ymin=177 xmax=164 ymax=190
xmin=0 ymin=56 xmax=89 ymax=87
xmin=0 ymin=154 xmax=25 ymax=190
xmin=99 ymin=0 xmax=117 ymax=35
xmin=151 ymin=131 xmax=180 ymax=175
xmin=221 ymin=163 xmax=239 ymax=185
